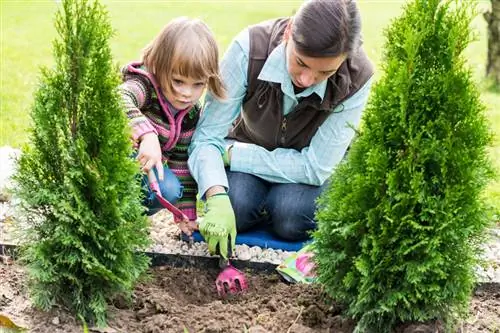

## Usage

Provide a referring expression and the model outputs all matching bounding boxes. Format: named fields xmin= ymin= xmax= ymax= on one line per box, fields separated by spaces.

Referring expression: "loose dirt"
xmin=0 ymin=263 xmax=499 ymax=333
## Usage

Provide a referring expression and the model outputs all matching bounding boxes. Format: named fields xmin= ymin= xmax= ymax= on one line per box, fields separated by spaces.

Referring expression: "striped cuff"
xmin=132 ymin=121 xmax=158 ymax=142
xmin=174 ymin=207 xmax=197 ymax=222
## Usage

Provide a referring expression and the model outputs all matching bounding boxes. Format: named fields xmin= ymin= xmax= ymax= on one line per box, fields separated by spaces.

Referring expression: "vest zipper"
xmin=280 ymin=117 xmax=287 ymax=145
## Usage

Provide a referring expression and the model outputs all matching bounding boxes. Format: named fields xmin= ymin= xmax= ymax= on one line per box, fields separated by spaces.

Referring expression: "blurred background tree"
xmin=485 ymin=0 xmax=500 ymax=87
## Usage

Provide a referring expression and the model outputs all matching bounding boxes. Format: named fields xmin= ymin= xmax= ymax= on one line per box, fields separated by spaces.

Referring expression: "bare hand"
xmin=138 ymin=133 xmax=164 ymax=181
xmin=178 ymin=220 xmax=199 ymax=236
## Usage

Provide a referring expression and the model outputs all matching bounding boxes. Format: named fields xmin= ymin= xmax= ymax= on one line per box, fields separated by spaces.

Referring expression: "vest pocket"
xmin=256 ymin=83 xmax=273 ymax=108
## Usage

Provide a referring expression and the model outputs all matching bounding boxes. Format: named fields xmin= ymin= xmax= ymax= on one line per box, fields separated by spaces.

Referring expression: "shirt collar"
xmin=257 ymin=42 xmax=327 ymax=101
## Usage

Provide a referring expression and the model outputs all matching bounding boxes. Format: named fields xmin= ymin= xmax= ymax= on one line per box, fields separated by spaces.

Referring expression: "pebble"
xmin=1 ymin=146 xmax=499 ymax=282
xmin=236 ymin=244 xmax=252 ymax=261
xmin=0 ymin=146 xmax=19 ymax=202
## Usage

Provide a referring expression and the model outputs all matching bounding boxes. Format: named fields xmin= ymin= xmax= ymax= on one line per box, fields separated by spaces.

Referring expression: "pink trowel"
xmin=215 ymin=243 xmax=248 ymax=297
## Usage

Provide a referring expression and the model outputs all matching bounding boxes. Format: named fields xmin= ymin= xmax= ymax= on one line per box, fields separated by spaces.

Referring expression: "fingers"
xmin=142 ymin=159 xmax=155 ymax=173
xmin=147 ymin=169 xmax=158 ymax=185
xmin=219 ymin=236 xmax=229 ymax=259
xmin=181 ymin=220 xmax=198 ymax=234
xmin=137 ymin=154 xmax=149 ymax=171
xmin=155 ymin=160 xmax=164 ymax=181
xmin=137 ymin=149 xmax=145 ymax=160
xmin=137 ymin=143 xmax=163 ymax=176
xmin=188 ymin=221 xmax=199 ymax=231
xmin=137 ymin=154 xmax=147 ymax=166
xmin=207 ymin=237 xmax=219 ymax=255
xmin=183 ymin=221 xmax=198 ymax=236
xmin=178 ymin=222 xmax=192 ymax=236
xmin=230 ymin=229 xmax=237 ymax=254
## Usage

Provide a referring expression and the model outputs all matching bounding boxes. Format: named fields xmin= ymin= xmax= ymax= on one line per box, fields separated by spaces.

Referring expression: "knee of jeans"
xmin=271 ymin=209 xmax=315 ymax=241
xmin=157 ymin=175 xmax=183 ymax=204
xmin=272 ymin=219 xmax=303 ymax=241
xmin=230 ymin=195 xmax=261 ymax=231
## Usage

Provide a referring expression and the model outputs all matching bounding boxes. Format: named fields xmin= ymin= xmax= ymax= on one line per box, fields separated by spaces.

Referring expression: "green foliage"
xmin=79 ymin=315 xmax=89 ymax=333
xmin=13 ymin=0 xmax=150 ymax=326
xmin=313 ymin=0 xmax=494 ymax=331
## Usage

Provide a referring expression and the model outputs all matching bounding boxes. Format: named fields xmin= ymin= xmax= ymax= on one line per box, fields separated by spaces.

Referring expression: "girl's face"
xmin=164 ymin=74 xmax=207 ymax=110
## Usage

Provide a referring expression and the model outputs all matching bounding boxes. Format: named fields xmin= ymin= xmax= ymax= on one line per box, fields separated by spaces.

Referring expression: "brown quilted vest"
xmin=227 ymin=18 xmax=374 ymax=151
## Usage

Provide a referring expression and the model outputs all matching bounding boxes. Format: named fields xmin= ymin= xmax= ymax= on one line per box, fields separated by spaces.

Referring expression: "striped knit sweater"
xmin=119 ymin=61 xmax=199 ymax=222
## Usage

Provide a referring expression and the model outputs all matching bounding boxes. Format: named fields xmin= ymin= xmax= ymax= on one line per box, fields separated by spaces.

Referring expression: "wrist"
xmin=140 ymin=132 xmax=157 ymax=142
xmin=222 ymin=144 xmax=233 ymax=167
xmin=206 ymin=185 xmax=226 ymax=199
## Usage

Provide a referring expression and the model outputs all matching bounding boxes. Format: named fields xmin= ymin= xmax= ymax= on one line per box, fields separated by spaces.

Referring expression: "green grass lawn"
xmin=1 ymin=0 xmax=498 ymax=211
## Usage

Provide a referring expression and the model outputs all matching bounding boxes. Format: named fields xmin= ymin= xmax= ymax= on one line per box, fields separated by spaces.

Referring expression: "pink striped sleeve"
xmin=175 ymin=207 xmax=197 ymax=222
xmin=131 ymin=121 xmax=158 ymax=142
xmin=119 ymin=78 xmax=158 ymax=142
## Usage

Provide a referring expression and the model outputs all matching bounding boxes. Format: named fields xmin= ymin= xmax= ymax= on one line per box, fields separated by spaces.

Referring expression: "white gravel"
xmin=1 ymin=146 xmax=499 ymax=282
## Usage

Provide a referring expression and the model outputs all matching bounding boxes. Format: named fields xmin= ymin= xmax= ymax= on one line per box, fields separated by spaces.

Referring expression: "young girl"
xmin=119 ymin=17 xmax=225 ymax=235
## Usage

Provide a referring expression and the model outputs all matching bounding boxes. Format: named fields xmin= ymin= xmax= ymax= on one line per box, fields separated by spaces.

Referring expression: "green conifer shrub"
xmin=313 ymin=0 xmax=493 ymax=331
xmin=13 ymin=0 xmax=150 ymax=325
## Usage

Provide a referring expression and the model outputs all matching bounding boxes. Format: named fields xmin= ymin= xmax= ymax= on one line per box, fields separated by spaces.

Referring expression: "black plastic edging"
xmin=146 ymin=251 xmax=278 ymax=272
xmin=0 ymin=242 xmax=16 ymax=259
xmin=0 ymin=242 xmax=277 ymax=273
xmin=3 ymin=243 xmax=499 ymax=289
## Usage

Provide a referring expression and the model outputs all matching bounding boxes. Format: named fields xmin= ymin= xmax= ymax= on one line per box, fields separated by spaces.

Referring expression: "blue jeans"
xmin=141 ymin=166 xmax=183 ymax=216
xmin=226 ymin=171 xmax=329 ymax=241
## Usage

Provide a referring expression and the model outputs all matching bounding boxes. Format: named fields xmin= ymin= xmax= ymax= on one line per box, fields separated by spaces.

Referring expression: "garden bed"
xmin=1 ymin=149 xmax=500 ymax=332
xmin=1 ymin=254 xmax=499 ymax=333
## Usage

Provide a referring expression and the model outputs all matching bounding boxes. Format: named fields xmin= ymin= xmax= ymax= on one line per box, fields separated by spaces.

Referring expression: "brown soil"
xmin=1 ymin=263 xmax=499 ymax=333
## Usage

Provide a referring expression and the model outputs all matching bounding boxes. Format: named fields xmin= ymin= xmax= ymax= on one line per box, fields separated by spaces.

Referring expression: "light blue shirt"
xmin=188 ymin=28 xmax=373 ymax=197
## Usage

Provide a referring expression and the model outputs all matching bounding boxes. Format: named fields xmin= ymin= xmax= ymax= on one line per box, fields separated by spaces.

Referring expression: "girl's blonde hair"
xmin=142 ymin=17 xmax=225 ymax=100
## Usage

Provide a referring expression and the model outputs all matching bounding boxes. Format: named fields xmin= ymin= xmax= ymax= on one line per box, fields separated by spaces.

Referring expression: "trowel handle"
xmin=217 ymin=241 xmax=233 ymax=268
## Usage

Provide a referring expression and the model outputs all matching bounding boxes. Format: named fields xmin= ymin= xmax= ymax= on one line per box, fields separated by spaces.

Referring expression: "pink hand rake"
xmin=215 ymin=245 xmax=248 ymax=297
xmin=150 ymin=181 xmax=247 ymax=296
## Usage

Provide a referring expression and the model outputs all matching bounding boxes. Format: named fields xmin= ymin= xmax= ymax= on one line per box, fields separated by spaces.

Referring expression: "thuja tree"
xmin=13 ymin=0 xmax=150 ymax=325
xmin=314 ymin=0 xmax=493 ymax=331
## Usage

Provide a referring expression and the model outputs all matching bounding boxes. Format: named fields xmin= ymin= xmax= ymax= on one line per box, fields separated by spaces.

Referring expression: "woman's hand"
xmin=138 ymin=133 xmax=164 ymax=181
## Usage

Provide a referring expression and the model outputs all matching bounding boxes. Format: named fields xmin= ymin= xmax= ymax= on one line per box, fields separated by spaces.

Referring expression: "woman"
xmin=189 ymin=0 xmax=374 ymax=259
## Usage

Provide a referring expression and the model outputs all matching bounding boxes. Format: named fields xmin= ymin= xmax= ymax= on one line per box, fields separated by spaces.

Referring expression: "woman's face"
xmin=285 ymin=38 xmax=346 ymax=89
xmin=164 ymin=74 xmax=207 ymax=110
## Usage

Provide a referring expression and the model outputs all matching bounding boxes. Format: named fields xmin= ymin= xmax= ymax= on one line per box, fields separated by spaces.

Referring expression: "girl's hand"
xmin=178 ymin=220 xmax=199 ymax=236
xmin=138 ymin=133 xmax=164 ymax=181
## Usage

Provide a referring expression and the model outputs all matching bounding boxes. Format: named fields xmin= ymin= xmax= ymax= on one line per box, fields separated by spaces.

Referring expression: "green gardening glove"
xmin=199 ymin=193 xmax=236 ymax=259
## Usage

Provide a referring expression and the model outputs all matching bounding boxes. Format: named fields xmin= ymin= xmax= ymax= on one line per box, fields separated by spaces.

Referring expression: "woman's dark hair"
xmin=291 ymin=0 xmax=362 ymax=57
